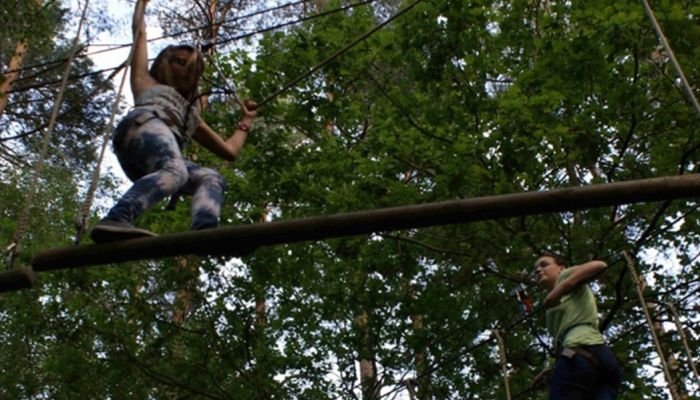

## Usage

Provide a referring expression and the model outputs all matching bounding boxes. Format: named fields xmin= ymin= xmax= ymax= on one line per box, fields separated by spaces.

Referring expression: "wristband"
xmin=237 ymin=122 xmax=251 ymax=133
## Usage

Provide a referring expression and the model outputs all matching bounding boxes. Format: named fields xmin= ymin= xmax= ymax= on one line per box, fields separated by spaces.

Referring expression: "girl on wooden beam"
xmin=90 ymin=0 xmax=257 ymax=243
xmin=531 ymin=253 xmax=622 ymax=399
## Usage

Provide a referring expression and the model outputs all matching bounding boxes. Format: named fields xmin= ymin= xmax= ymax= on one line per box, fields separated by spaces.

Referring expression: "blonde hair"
xmin=149 ymin=44 xmax=205 ymax=102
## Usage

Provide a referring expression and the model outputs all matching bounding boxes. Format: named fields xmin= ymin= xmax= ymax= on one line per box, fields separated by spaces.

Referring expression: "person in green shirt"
xmin=531 ymin=253 xmax=622 ymax=399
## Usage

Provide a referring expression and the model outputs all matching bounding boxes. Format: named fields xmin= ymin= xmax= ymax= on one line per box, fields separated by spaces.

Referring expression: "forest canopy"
xmin=0 ymin=0 xmax=698 ymax=398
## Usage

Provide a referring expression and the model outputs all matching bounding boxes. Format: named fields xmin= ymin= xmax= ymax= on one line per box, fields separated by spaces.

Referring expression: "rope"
xmin=209 ymin=0 xmax=377 ymax=49
xmin=0 ymin=66 xmax=122 ymax=144
xmin=640 ymin=0 xmax=700 ymax=117
xmin=495 ymin=330 xmax=513 ymax=400
xmin=73 ymin=63 xmax=130 ymax=245
xmin=258 ymin=0 xmax=426 ymax=107
xmin=208 ymin=57 xmax=246 ymax=111
xmin=7 ymin=1 xmax=377 ymax=98
xmin=624 ymin=251 xmax=681 ymax=400
xmin=6 ymin=0 xmax=91 ymax=268
xmin=4 ymin=0 xmax=317 ymax=78
xmin=666 ymin=301 xmax=700 ymax=386
xmin=85 ymin=0 xmax=320 ymax=59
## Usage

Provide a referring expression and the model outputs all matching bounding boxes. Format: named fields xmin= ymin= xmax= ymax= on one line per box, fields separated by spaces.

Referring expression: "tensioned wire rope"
xmin=6 ymin=0 xmax=378 ymax=97
xmin=258 ymin=0 xmax=425 ymax=106
xmin=8 ymin=0 xmax=366 ymax=86
xmin=197 ymin=0 xmax=423 ymax=110
xmin=0 ymin=66 xmax=123 ymax=144
xmin=1 ymin=0 xmax=378 ymax=148
xmin=3 ymin=0 xmax=318 ymax=79
xmin=6 ymin=0 xmax=91 ymax=268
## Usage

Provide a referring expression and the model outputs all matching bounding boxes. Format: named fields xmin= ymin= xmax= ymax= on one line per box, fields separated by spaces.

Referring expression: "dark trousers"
xmin=549 ymin=344 xmax=622 ymax=400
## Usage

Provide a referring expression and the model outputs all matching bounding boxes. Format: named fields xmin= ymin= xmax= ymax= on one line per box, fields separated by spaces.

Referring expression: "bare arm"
xmin=545 ymin=260 xmax=607 ymax=306
xmin=192 ymin=100 xmax=258 ymax=161
xmin=130 ymin=0 xmax=157 ymax=98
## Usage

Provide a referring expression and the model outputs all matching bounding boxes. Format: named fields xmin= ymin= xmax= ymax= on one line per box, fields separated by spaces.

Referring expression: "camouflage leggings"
xmin=105 ymin=111 xmax=226 ymax=230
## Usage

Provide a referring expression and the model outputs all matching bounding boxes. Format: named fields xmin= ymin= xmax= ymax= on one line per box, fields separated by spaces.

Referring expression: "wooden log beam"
xmin=0 ymin=268 xmax=36 ymax=293
xmin=32 ymin=174 xmax=700 ymax=272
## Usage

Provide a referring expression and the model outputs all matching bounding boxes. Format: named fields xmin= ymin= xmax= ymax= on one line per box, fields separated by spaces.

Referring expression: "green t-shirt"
xmin=546 ymin=268 xmax=605 ymax=349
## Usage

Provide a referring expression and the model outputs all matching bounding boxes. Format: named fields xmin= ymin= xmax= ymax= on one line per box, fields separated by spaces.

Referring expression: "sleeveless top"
xmin=131 ymin=84 xmax=200 ymax=142
xmin=546 ymin=268 xmax=605 ymax=350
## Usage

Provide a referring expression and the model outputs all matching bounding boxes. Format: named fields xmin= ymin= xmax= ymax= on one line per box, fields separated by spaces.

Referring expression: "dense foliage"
xmin=1 ymin=0 xmax=698 ymax=398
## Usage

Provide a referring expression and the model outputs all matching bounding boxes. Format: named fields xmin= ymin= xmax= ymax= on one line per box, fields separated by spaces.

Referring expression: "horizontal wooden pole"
xmin=0 ymin=268 xmax=36 ymax=293
xmin=32 ymin=174 xmax=700 ymax=272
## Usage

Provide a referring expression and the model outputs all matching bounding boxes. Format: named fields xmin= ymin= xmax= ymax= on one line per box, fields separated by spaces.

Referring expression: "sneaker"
xmin=90 ymin=219 xmax=157 ymax=244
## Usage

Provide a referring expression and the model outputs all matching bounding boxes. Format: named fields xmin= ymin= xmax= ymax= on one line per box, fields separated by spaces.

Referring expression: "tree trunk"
xmin=199 ymin=0 xmax=219 ymax=109
xmin=0 ymin=0 xmax=40 ymax=119
xmin=0 ymin=40 xmax=29 ymax=119
xmin=251 ymin=207 xmax=270 ymax=399
xmin=355 ymin=307 xmax=380 ymax=400
xmin=172 ymin=256 xmax=194 ymax=325
xmin=403 ymin=276 xmax=430 ymax=399
xmin=252 ymin=282 xmax=270 ymax=400
xmin=412 ymin=312 xmax=430 ymax=399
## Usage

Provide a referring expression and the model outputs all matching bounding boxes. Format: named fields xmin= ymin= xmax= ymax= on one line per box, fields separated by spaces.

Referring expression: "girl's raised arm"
xmin=130 ymin=0 xmax=156 ymax=97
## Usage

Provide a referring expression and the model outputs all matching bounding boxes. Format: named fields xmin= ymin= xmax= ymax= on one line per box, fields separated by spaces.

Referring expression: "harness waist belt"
xmin=561 ymin=346 xmax=600 ymax=368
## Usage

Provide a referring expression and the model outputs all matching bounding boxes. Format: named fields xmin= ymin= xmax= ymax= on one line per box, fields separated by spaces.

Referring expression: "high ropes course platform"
xmin=1 ymin=174 xmax=697 ymax=293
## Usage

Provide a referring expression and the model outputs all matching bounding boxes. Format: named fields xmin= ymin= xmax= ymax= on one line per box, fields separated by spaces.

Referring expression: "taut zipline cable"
xmin=4 ymin=0 xmax=318 ymax=78
xmin=258 ymin=0 xmax=425 ymax=107
xmin=7 ymin=0 xmax=377 ymax=98
xmin=0 ymin=66 xmax=122 ymax=143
